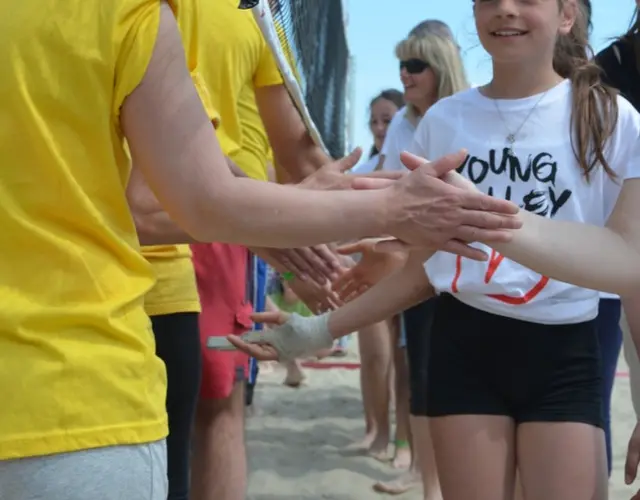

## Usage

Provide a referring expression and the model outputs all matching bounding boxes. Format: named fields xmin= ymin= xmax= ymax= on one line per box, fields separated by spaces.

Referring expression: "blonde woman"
xmin=336 ymin=20 xmax=468 ymax=498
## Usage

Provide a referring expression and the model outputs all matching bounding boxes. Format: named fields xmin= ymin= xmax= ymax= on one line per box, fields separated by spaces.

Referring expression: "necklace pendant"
xmin=506 ymin=133 xmax=516 ymax=144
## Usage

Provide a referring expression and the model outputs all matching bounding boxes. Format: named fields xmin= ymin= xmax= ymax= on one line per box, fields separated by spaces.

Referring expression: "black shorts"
xmin=425 ymin=294 xmax=603 ymax=427
xmin=403 ymin=298 xmax=438 ymax=416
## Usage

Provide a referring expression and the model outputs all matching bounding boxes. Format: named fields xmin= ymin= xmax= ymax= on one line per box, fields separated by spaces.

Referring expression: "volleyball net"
xmin=253 ymin=0 xmax=352 ymax=158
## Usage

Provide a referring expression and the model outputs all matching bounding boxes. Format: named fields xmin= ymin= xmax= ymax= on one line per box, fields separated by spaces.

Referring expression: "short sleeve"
xmin=409 ymin=114 xmax=430 ymax=159
xmin=380 ymin=112 xmax=419 ymax=172
xmin=379 ymin=131 xmax=404 ymax=172
xmin=191 ymin=71 xmax=220 ymax=127
xmin=254 ymin=42 xmax=284 ymax=88
xmin=113 ymin=0 xmax=161 ymax=119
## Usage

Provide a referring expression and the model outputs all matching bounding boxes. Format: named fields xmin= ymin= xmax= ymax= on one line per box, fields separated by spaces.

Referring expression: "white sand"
xmin=246 ymin=337 xmax=640 ymax=499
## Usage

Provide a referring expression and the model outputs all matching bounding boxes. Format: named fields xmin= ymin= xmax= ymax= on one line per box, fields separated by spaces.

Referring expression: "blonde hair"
xmin=395 ymin=31 xmax=469 ymax=123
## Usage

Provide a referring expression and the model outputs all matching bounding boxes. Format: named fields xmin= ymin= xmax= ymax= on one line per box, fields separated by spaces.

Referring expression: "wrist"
xmin=377 ymin=188 xmax=397 ymax=239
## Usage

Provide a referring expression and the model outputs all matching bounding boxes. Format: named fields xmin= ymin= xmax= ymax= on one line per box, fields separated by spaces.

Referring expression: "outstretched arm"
xmin=226 ymin=250 xmax=434 ymax=361
xmin=490 ymin=178 xmax=640 ymax=296
xmin=326 ymin=250 xmax=433 ymax=338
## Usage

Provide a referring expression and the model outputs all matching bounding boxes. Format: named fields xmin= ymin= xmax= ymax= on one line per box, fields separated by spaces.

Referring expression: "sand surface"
xmin=246 ymin=334 xmax=639 ymax=499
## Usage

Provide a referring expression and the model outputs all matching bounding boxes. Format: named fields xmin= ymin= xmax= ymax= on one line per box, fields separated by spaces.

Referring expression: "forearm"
xmin=492 ymin=210 xmax=640 ymax=296
xmin=327 ymin=253 xmax=433 ymax=338
xmin=207 ymin=178 xmax=388 ymax=248
xmin=130 ymin=158 xmax=246 ymax=245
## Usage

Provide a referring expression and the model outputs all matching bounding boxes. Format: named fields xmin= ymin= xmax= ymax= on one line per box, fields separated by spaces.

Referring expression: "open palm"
xmin=332 ymin=239 xmax=408 ymax=302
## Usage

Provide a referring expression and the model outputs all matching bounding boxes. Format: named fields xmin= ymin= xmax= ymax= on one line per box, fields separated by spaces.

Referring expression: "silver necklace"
xmin=492 ymin=89 xmax=549 ymax=155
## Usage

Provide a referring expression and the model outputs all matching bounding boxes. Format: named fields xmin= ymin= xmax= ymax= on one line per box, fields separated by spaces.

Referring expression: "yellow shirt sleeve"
xmin=113 ymin=1 xmax=160 ymax=120
xmin=254 ymin=41 xmax=283 ymax=88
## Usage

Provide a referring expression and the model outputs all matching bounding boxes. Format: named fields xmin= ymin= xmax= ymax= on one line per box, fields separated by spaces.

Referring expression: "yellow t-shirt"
xmin=198 ymin=0 xmax=283 ymax=160
xmin=234 ymin=85 xmax=271 ymax=180
xmin=0 ymin=1 xmax=167 ymax=459
xmin=142 ymin=0 xmax=221 ymax=318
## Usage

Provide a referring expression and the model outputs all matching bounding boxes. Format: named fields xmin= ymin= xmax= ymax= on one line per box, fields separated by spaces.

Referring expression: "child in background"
xmin=267 ymin=272 xmax=310 ymax=386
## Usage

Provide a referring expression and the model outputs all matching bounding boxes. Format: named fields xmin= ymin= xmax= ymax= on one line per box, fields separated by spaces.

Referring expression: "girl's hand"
xmin=332 ymin=239 xmax=409 ymax=302
xmin=288 ymin=278 xmax=343 ymax=313
xmin=227 ymin=311 xmax=333 ymax=361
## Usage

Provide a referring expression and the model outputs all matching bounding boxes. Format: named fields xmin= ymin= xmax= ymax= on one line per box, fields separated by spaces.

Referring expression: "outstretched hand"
xmin=332 ymin=239 xmax=408 ymax=302
xmin=227 ymin=311 xmax=334 ymax=362
xmin=298 ymin=148 xmax=407 ymax=191
xmin=228 ymin=311 xmax=288 ymax=361
xmin=288 ymin=277 xmax=343 ymax=314
xmin=264 ymin=245 xmax=344 ymax=285
xmin=359 ymin=150 xmax=522 ymax=261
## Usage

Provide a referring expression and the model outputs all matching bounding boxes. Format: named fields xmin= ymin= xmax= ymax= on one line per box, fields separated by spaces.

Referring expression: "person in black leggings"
xmin=152 ymin=313 xmax=202 ymax=500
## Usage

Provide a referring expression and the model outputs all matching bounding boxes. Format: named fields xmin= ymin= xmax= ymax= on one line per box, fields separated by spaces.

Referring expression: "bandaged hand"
xmin=227 ymin=311 xmax=334 ymax=362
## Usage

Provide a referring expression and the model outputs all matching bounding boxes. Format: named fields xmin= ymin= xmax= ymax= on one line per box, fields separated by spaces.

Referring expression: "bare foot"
xmin=367 ymin=433 xmax=390 ymax=462
xmin=373 ymin=470 xmax=420 ymax=495
xmin=392 ymin=442 xmax=412 ymax=469
xmin=345 ymin=431 xmax=376 ymax=452
xmin=329 ymin=346 xmax=348 ymax=357
xmin=283 ymin=361 xmax=305 ymax=388
xmin=315 ymin=347 xmax=333 ymax=359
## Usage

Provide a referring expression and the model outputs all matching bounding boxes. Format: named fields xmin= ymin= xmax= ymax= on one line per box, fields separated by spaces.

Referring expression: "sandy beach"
xmin=246 ymin=335 xmax=640 ymax=499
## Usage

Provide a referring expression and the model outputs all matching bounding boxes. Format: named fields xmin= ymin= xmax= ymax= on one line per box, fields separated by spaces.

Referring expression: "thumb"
xmin=402 ymin=149 xmax=468 ymax=178
xmin=335 ymin=242 xmax=362 ymax=256
xmin=251 ymin=311 xmax=288 ymax=326
xmin=333 ymin=148 xmax=363 ymax=173
xmin=399 ymin=151 xmax=430 ymax=172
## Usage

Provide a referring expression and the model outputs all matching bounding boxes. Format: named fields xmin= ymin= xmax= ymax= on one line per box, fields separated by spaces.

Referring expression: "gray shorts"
xmin=0 ymin=440 xmax=167 ymax=500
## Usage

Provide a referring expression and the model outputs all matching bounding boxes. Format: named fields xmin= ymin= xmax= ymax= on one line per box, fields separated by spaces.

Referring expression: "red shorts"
xmin=191 ymin=243 xmax=252 ymax=400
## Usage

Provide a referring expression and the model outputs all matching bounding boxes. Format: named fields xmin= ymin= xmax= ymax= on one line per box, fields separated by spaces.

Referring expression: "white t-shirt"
xmin=411 ymin=80 xmax=640 ymax=324
xmin=380 ymin=107 xmax=416 ymax=171
xmin=351 ymin=154 xmax=380 ymax=174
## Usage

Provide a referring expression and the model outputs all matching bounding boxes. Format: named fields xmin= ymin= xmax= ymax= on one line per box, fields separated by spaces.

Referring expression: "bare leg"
xmin=412 ymin=416 xmax=441 ymax=500
xmin=391 ymin=316 xmax=412 ymax=469
xmin=514 ymin=473 xmax=525 ymax=500
xmin=191 ymin=383 xmax=247 ymax=500
xmin=517 ymin=422 xmax=607 ymax=500
xmin=352 ymin=322 xmax=392 ymax=457
xmin=431 ymin=415 xmax=516 ymax=500
xmin=373 ymin=414 xmax=424 ymax=496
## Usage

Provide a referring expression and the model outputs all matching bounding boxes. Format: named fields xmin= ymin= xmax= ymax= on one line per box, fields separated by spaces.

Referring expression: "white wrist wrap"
xmin=264 ymin=312 xmax=333 ymax=361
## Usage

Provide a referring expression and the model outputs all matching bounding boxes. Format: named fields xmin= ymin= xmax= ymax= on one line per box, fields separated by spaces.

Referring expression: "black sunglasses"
xmin=238 ymin=0 xmax=259 ymax=9
xmin=399 ymin=59 xmax=430 ymax=75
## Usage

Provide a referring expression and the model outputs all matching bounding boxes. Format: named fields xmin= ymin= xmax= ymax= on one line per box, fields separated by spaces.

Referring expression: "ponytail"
xmin=554 ymin=0 xmax=618 ymax=181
